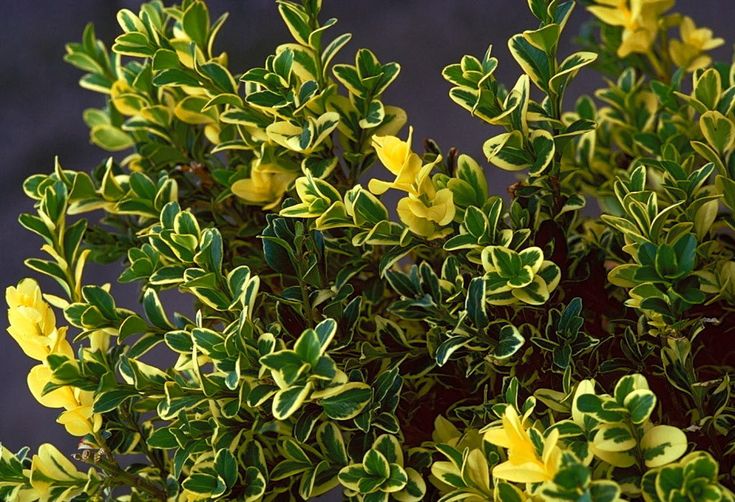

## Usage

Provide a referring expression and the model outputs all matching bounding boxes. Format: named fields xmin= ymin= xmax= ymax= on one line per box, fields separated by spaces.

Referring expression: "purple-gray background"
xmin=0 ymin=0 xmax=731 ymax=461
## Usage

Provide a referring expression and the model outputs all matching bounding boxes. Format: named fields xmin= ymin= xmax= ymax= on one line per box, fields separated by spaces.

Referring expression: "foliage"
xmin=2 ymin=0 xmax=735 ymax=500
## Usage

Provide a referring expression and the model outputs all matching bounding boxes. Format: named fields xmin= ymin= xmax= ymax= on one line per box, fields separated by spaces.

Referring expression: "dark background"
xmin=0 ymin=0 xmax=731 ymax=462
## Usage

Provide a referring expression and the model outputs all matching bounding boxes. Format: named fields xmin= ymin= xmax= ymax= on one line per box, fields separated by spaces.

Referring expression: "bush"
xmin=2 ymin=0 xmax=735 ymax=500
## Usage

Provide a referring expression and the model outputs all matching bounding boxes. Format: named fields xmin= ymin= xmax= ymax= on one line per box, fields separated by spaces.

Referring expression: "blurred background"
xmin=0 ymin=0 xmax=732 ymax=460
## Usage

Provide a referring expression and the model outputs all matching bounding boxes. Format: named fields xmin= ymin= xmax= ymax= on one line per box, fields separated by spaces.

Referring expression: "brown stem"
xmin=92 ymin=432 xmax=167 ymax=500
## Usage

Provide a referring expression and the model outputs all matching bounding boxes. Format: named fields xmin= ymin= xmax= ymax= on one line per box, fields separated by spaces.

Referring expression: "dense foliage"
xmin=2 ymin=0 xmax=735 ymax=500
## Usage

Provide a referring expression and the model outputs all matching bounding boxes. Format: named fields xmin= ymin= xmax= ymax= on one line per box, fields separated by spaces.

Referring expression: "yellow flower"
xmin=396 ymin=189 xmax=456 ymax=240
xmin=7 ymin=279 xmax=102 ymax=437
xmin=484 ymin=406 xmax=561 ymax=484
xmin=669 ymin=16 xmax=724 ymax=72
xmin=368 ymin=128 xmax=424 ymax=195
xmin=6 ymin=279 xmax=73 ymax=362
xmin=231 ymin=155 xmax=299 ymax=210
xmin=57 ymin=390 xmax=103 ymax=437
xmin=39 ymin=357 xmax=104 ymax=437
xmin=374 ymin=129 xmax=412 ymax=173
xmin=27 ymin=364 xmax=77 ymax=409
xmin=369 ymin=131 xmax=456 ymax=239
xmin=588 ymin=0 xmax=673 ymax=57
xmin=27 ymin=363 xmax=102 ymax=437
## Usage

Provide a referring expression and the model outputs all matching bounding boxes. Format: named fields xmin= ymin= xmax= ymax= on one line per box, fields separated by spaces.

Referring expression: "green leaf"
xmin=522 ymin=23 xmax=560 ymax=53
xmin=624 ymin=389 xmax=656 ymax=425
xmin=435 ymin=336 xmax=471 ymax=367
xmin=576 ymin=393 xmax=603 ymax=413
xmin=273 ymin=384 xmax=311 ymax=420
xmin=262 ymin=216 xmax=296 ymax=276
xmin=314 ymin=318 xmax=337 ymax=350
xmin=465 ymin=277 xmax=488 ymax=328
xmin=299 ymin=460 xmax=334 ymax=499
xmin=484 ymin=131 xmax=531 ymax=171
xmin=322 ymin=33 xmax=352 ymax=70
xmin=24 ymin=259 xmax=71 ymax=298
xmin=489 ymin=246 xmax=520 ymax=275
xmin=117 ymin=9 xmax=146 ymax=33
xmin=93 ymin=388 xmax=137 ymax=414
xmin=398 ymin=468 xmax=427 ymax=501
xmin=363 ymin=449 xmax=390 ymax=479
xmin=529 ymin=130 xmax=555 ymax=175
xmin=295 ymin=330 xmax=321 ymax=366
xmin=549 ymin=51 xmax=597 ymax=97
xmin=153 ymin=68 xmax=201 ymax=87
xmin=315 ymin=382 xmax=372 ymax=420
xmin=215 ymin=449 xmax=238 ymax=489
xmin=243 ymin=466 xmax=267 ymax=500
xmin=278 ymin=2 xmax=311 ymax=45
xmin=147 ymin=427 xmax=178 ymax=449
xmin=379 ymin=244 xmax=419 ymax=277
xmin=359 ymin=100 xmax=385 ymax=129
xmin=90 ymin=125 xmax=133 ymax=151
xmin=464 ymin=206 xmax=488 ymax=239
xmin=384 ymin=463 xmax=408 ymax=492
xmin=81 ymin=286 xmax=116 ymax=320
xmin=316 ymin=422 xmax=349 ymax=466
xmin=547 ymin=420 xmax=583 ymax=438
xmin=19 ymin=213 xmax=54 ymax=245
xmin=271 ymin=459 xmax=311 ymax=480
xmin=519 ymin=247 xmax=543 ymax=272
xmin=273 ymin=48 xmax=295 ymax=82
xmin=338 ymin=465 xmax=370 ymax=491
xmin=260 ymin=350 xmax=306 ymax=385
xmin=507 ymin=266 xmax=534 ymax=288
xmin=452 ymin=154 xmax=488 ymax=206
xmin=495 ymin=324 xmax=524 ymax=359
xmin=333 ymin=64 xmax=363 ymax=95
xmin=673 ymin=233 xmax=697 ymax=275
xmin=183 ymin=1 xmax=210 ymax=49
xmin=346 ymin=186 xmax=389 ymax=226
xmin=589 ymin=481 xmax=622 ymax=502
xmin=143 ymin=289 xmax=173 ymax=329
xmin=694 ymin=69 xmax=721 ymax=110
xmin=443 ymin=233 xmax=478 ymax=251
xmin=593 ymin=423 xmax=636 ymax=452
xmin=113 ymin=32 xmax=154 ymax=57
xmin=700 ymin=111 xmax=735 ymax=154
xmin=511 ymin=276 xmax=549 ymax=305
xmin=182 ymin=472 xmax=226 ymax=497
xmin=496 ymin=481 xmax=526 ymax=502
xmin=613 ymin=374 xmax=649 ymax=404
xmin=508 ymin=34 xmax=551 ymax=91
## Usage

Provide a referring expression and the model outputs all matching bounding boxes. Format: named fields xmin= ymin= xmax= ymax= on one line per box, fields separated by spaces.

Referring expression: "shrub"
xmin=2 ymin=0 xmax=735 ymax=500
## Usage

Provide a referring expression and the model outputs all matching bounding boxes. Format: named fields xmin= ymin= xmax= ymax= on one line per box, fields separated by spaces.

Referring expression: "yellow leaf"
xmin=592 ymin=423 xmax=637 ymax=452
xmin=463 ymin=448 xmax=490 ymax=492
xmin=589 ymin=443 xmax=636 ymax=468
xmin=174 ymin=96 xmax=217 ymax=125
xmin=32 ymin=443 xmax=85 ymax=483
xmin=641 ymin=425 xmax=688 ymax=468
xmin=572 ymin=379 xmax=596 ymax=428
